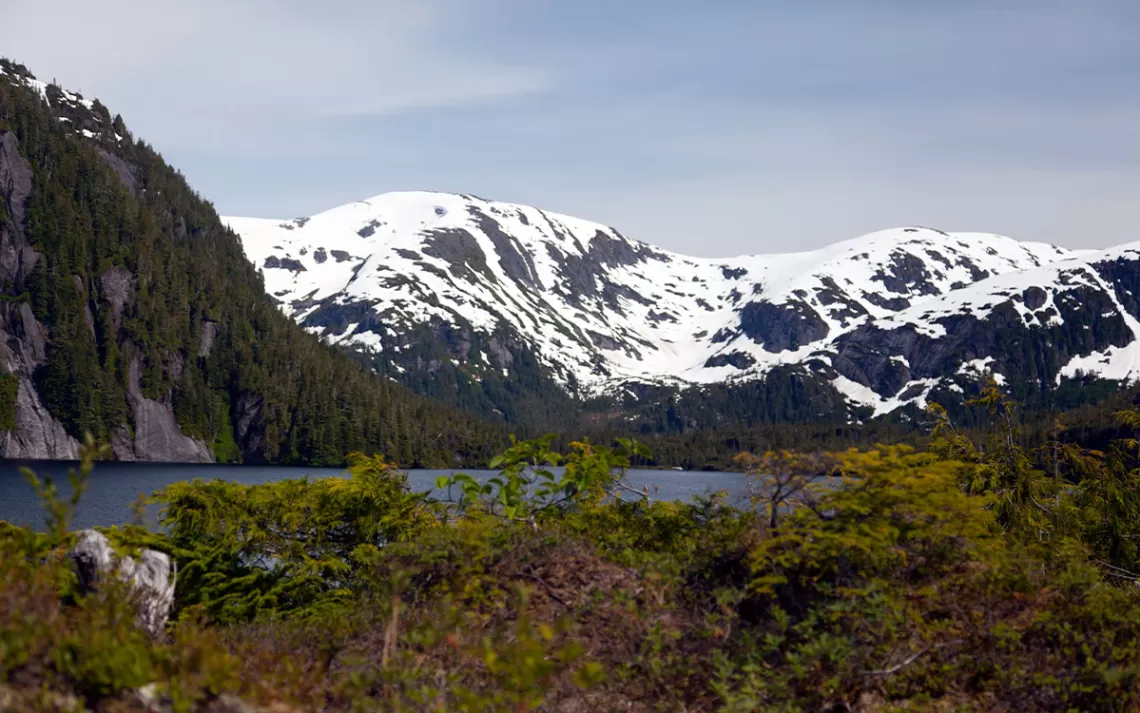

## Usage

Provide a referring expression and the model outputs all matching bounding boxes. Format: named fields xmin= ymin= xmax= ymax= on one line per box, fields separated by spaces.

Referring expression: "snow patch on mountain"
xmin=225 ymin=191 xmax=1133 ymax=415
xmin=1 ymin=61 xmax=126 ymax=144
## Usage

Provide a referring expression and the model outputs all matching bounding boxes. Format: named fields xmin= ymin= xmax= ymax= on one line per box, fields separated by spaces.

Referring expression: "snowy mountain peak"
xmin=225 ymin=192 xmax=1136 ymax=417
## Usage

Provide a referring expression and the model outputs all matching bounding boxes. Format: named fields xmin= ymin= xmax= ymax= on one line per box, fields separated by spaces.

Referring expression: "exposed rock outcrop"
xmin=1 ymin=302 xmax=48 ymax=372
xmin=99 ymin=265 xmax=134 ymax=330
xmin=871 ymin=249 xmax=942 ymax=296
xmin=829 ymin=280 xmax=1136 ymax=399
xmin=95 ymin=147 xmax=139 ymax=197
xmin=111 ymin=425 xmax=137 ymax=461
xmin=198 ymin=320 xmax=219 ymax=357
xmin=262 ymin=255 xmax=306 ymax=273
xmin=0 ymin=131 xmax=39 ymax=289
xmin=739 ymin=300 xmax=830 ymax=353
xmin=0 ymin=132 xmax=79 ymax=459
xmin=704 ymin=351 xmax=758 ymax=370
xmin=471 ymin=210 xmax=543 ymax=288
xmin=234 ymin=391 xmax=265 ymax=461
xmin=422 ymin=227 xmax=493 ymax=282
xmin=69 ymin=529 xmax=175 ymax=638
xmin=126 ymin=357 xmax=213 ymax=463
xmin=0 ymin=377 xmax=80 ymax=459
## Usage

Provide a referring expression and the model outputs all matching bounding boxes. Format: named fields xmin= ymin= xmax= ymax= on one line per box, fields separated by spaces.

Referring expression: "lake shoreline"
xmin=0 ymin=458 xmax=735 ymax=473
xmin=0 ymin=462 xmax=749 ymax=530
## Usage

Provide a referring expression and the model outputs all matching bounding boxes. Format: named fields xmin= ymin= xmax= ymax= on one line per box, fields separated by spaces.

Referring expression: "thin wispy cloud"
xmin=3 ymin=0 xmax=1139 ymax=256
xmin=1 ymin=0 xmax=549 ymax=144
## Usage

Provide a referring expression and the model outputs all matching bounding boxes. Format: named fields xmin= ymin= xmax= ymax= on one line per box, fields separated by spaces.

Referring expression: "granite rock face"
xmin=95 ymin=147 xmax=139 ymax=197
xmin=0 ymin=131 xmax=39 ymax=288
xmin=126 ymin=357 xmax=213 ymax=463
xmin=99 ymin=265 xmax=134 ymax=330
xmin=0 ymin=377 xmax=80 ymax=459
xmin=0 ymin=131 xmax=78 ymax=459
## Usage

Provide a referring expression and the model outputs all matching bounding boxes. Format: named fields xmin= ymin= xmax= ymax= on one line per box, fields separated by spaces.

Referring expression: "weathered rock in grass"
xmin=135 ymin=686 xmax=282 ymax=713
xmin=68 ymin=529 xmax=176 ymax=637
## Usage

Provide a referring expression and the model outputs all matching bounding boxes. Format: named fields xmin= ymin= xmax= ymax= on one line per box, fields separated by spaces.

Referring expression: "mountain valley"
xmin=2 ymin=53 xmax=1138 ymax=465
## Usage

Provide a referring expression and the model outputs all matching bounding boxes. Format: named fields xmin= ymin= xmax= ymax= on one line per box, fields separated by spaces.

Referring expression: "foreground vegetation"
xmin=5 ymin=386 xmax=1140 ymax=711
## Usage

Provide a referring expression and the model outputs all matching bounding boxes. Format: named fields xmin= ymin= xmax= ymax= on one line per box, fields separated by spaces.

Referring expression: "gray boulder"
xmin=69 ymin=529 xmax=176 ymax=637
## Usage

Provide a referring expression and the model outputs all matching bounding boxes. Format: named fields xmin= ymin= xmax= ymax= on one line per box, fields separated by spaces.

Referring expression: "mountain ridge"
xmin=224 ymin=190 xmax=1138 ymax=421
xmin=6 ymin=49 xmax=1133 ymax=452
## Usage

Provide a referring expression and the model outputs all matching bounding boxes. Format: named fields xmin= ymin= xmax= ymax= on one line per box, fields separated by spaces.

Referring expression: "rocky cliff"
xmin=0 ymin=129 xmax=81 ymax=459
xmin=0 ymin=64 xmax=213 ymax=461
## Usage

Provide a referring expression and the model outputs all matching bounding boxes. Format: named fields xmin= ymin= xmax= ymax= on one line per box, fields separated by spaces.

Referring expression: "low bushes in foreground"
xmin=5 ymin=391 xmax=1140 ymax=711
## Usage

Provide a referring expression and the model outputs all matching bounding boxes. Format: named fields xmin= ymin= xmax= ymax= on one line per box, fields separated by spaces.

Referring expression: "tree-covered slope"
xmin=0 ymin=59 xmax=505 ymax=466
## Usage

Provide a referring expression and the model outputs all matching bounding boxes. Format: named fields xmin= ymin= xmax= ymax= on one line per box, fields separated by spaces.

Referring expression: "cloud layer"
xmin=4 ymin=0 xmax=1139 ymax=256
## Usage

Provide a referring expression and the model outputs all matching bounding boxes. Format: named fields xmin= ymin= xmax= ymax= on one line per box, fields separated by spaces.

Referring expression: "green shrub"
xmin=5 ymin=414 xmax=1140 ymax=710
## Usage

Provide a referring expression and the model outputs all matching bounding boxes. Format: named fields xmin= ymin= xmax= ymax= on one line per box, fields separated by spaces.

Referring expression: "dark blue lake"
xmin=0 ymin=460 xmax=751 ymax=530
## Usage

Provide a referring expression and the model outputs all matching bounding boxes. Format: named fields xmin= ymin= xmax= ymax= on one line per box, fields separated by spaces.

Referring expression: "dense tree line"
xmin=352 ymin=322 xmax=584 ymax=435
xmin=363 ymin=318 xmax=1132 ymax=469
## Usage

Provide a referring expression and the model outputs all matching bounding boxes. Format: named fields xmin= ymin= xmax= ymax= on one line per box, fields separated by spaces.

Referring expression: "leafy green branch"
xmin=436 ymin=435 xmax=652 ymax=524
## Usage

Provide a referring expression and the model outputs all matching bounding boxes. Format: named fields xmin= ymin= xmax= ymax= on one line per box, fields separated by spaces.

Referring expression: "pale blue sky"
xmin=3 ymin=0 xmax=1140 ymax=255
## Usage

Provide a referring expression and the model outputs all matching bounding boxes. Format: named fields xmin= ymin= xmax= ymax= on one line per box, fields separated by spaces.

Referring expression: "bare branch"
xmin=867 ymin=639 xmax=964 ymax=677
xmin=608 ymin=479 xmax=651 ymax=501
xmin=1093 ymin=558 xmax=1140 ymax=581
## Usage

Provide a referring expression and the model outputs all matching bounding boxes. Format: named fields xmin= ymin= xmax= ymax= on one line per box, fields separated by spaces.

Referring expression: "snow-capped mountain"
xmin=225 ymin=191 xmax=1140 ymax=418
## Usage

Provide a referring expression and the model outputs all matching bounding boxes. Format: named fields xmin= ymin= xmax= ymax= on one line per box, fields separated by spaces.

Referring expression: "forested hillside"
xmin=0 ymin=59 xmax=505 ymax=466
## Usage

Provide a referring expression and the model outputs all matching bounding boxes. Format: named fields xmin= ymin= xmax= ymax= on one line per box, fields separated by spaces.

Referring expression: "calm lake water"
xmin=0 ymin=460 xmax=751 ymax=530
